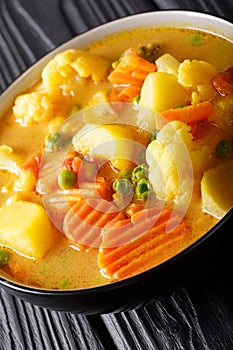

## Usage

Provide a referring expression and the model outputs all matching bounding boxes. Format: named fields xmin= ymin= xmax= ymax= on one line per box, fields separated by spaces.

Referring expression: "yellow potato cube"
xmin=72 ymin=124 xmax=135 ymax=170
xmin=0 ymin=201 xmax=53 ymax=259
xmin=139 ymin=72 xmax=187 ymax=112
xmin=201 ymin=160 xmax=233 ymax=218
xmin=156 ymin=53 xmax=180 ymax=75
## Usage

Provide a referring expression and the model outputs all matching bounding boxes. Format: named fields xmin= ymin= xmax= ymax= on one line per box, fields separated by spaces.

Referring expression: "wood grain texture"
xmin=0 ymin=0 xmax=233 ymax=349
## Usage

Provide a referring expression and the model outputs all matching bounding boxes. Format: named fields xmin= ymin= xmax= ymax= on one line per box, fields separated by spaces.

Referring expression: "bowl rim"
xmin=0 ymin=9 xmax=233 ymax=296
xmin=0 ymin=9 xmax=232 ymax=114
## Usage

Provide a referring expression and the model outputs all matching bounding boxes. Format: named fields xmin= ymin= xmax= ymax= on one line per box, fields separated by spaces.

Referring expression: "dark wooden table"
xmin=0 ymin=1 xmax=233 ymax=349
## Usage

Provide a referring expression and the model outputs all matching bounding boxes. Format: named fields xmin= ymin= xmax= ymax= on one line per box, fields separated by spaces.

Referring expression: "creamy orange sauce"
xmin=0 ymin=26 xmax=232 ymax=289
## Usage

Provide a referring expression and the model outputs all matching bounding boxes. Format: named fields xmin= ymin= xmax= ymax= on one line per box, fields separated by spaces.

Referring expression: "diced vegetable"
xmin=23 ymin=153 xmax=41 ymax=179
xmin=201 ymin=160 xmax=233 ymax=218
xmin=146 ymin=121 xmax=193 ymax=207
xmin=0 ymin=146 xmax=37 ymax=193
xmin=0 ymin=145 xmax=22 ymax=175
xmin=139 ymin=72 xmax=187 ymax=112
xmin=113 ymin=179 xmax=133 ymax=195
xmin=135 ymin=179 xmax=150 ymax=200
xmin=211 ymin=95 xmax=233 ymax=133
xmin=178 ymin=59 xmax=217 ymax=87
xmin=160 ymin=101 xmax=213 ymax=124
xmin=156 ymin=53 xmax=180 ymax=75
xmin=0 ymin=201 xmax=54 ymax=259
xmin=98 ymin=208 xmax=191 ymax=280
xmin=58 ymin=169 xmax=77 ymax=190
xmin=108 ymin=47 xmax=157 ymax=102
xmin=131 ymin=164 xmax=148 ymax=183
xmin=177 ymin=59 xmax=217 ymax=103
xmin=45 ymin=133 xmax=63 ymax=152
xmin=13 ymin=92 xmax=55 ymax=126
xmin=216 ymin=140 xmax=233 ymax=158
xmin=108 ymin=47 xmax=156 ymax=85
xmin=42 ymin=49 xmax=111 ymax=90
xmin=136 ymin=43 xmax=160 ymax=62
xmin=71 ymin=52 xmax=111 ymax=82
xmin=149 ymin=129 xmax=159 ymax=142
xmin=72 ymin=124 xmax=135 ymax=170
xmin=86 ymin=90 xmax=116 ymax=118
xmin=212 ymin=65 xmax=233 ymax=96
xmin=189 ymin=33 xmax=205 ymax=46
xmin=63 ymin=199 xmax=125 ymax=251
xmin=0 ymin=249 xmax=10 ymax=264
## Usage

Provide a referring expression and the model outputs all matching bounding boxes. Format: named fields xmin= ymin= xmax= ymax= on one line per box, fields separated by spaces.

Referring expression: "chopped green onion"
xmin=0 ymin=249 xmax=10 ymax=264
xmin=189 ymin=34 xmax=205 ymax=46
xmin=59 ymin=278 xmax=70 ymax=289
xmin=216 ymin=140 xmax=233 ymax=158
xmin=45 ymin=132 xmax=63 ymax=152
xmin=150 ymin=129 xmax=159 ymax=142
xmin=58 ymin=169 xmax=76 ymax=189
xmin=133 ymin=95 xmax=141 ymax=106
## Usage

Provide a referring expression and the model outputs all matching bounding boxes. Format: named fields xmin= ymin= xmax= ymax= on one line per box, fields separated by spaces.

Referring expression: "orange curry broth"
xmin=0 ymin=26 xmax=232 ymax=289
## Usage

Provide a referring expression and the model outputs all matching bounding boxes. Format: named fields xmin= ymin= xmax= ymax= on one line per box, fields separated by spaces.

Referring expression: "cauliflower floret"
xmin=42 ymin=49 xmax=110 ymax=96
xmin=71 ymin=52 xmax=111 ymax=82
xmin=146 ymin=121 xmax=193 ymax=208
xmin=178 ymin=59 xmax=217 ymax=103
xmin=42 ymin=49 xmax=85 ymax=99
xmin=13 ymin=92 xmax=55 ymax=126
xmin=146 ymin=120 xmax=216 ymax=207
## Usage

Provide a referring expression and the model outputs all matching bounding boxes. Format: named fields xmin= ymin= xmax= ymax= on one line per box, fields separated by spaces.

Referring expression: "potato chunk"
xmin=0 ymin=201 xmax=53 ymax=258
xmin=72 ymin=124 xmax=135 ymax=170
xmin=140 ymin=72 xmax=187 ymax=111
xmin=201 ymin=160 xmax=233 ymax=218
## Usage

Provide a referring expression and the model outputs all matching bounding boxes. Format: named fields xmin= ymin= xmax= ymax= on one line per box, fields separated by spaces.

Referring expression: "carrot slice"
xmin=63 ymin=199 xmax=125 ymax=251
xmin=23 ymin=153 xmax=41 ymax=179
xmin=98 ymin=208 xmax=192 ymax=280
xmin=160 ymin=101 xmax=213 ymax=124
xmin=212 ymin=65 xmax=233 ymax=96
xmin=108 ymin=48 xmax=156 ymax=85
xmin=108 ymin=48 xmax=156 ymax=102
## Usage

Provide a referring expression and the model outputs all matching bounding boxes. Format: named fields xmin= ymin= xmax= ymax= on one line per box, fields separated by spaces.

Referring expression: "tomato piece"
xmin=213 ymin=65 xmax=233 ymax=96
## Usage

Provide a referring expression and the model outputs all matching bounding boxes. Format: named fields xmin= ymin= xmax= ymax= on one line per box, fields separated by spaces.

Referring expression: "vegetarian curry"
xmin=0 ymin=26 xmax=232 ymax=289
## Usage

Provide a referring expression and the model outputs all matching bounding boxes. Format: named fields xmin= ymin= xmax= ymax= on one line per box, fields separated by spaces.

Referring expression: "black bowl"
xmin=0 ymin=11 xmax=233 ymax=314
xmin=0 ymin=208 xmax=232 ymax=314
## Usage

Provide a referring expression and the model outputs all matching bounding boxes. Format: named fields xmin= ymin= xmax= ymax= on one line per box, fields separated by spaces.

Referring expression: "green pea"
xmin=136 ymin=43 xmax=160 ymax=62
xmin=131 ymin=164 xmax=148 ymax=183
xmin=45 ymin=132 xmax=63 ymax=152
xmin=189 ymin=34 xmax=205 ymax=46
xmin=150 ymin=129 xmax=159 ymax=142
xmin=58 ymin=169 xmax=76 ymax=189
xmin=133 ymin=95 xmax=141 ymax=106
xmin=216 ymin=140 xmax=233 ymax=158
xmin=113 ymin=178 xmax=133 ymax=195
xmin=135 ymin=179 xmax=150 ymax=200
xmin=0 ymin=249 xmax=10 ymax=264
